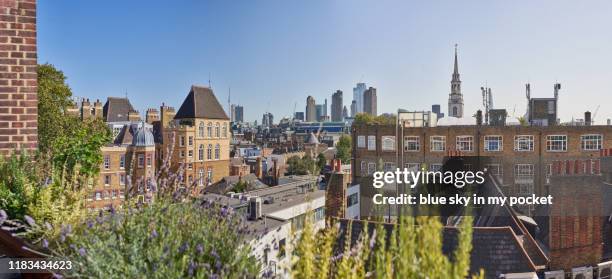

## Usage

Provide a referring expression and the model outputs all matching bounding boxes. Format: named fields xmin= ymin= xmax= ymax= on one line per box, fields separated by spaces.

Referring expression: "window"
xmin=207 ymin=123 xmax=213 ymax=138
xmin=120 ymin=174 xmax=125 ymax=185
xmin=404 ymin=136 xmax=420 ymax=151
xmin=188 ymin=136 xmax=193 ymax=146
xmin=581 ymin=134 xmax=602 ymax=151
xmin=514 ymin=164 xmax=534 ymax=177
xmin=207 ymin=167 xmax=213 ymax=183
xmin=484 ymin=136 xmax=503 ymax=152
xmin=138 ymin=154 xmax=145 ymax=168
xmin=198 ymin=145 xmax=204 ymax=161
xmin=215 ymin=123 xmax=220 ymax=138
xmin=111 ymin=190 xmax=117 ymax=199
xmin=214 ymin=144 xmax=220 ymax=160
xmin=95 ymin=192 xmax=102 ymax=201
xmin=514 ymin=135 xmax=534 ymax=151
xmin=383 ymin=162 xmax=396 ymax=172
xmin=367 ymin=136 xmax=376 ymax=151
xmin=180 ymin=150 xmax=185 ymax=158
xmin=456 ymin=136 xmax=473 ymax=152
xmin=103 ymin=191 xmax=109 ymax=200
xmin=198 ymin=169 xmax=204 ymax=186
xmin=119 ymin=154 xmax=125 ymax=169
xmin=278 ymin=238 xmax=286 ymax=259
xmin=314 ymin=207 xmax=325 ymax=221
xmin=486 ymin=164 xmax=503 ymax=184
xmin=207 ymin=144 xmax=212 ymax=160
xmin=188 ymin=163 xmax=193 ymax=170
xmin=357 ymin=136 xmax=366 ymax=148
xmin=104 ymin=155 xmax=110 ymax=169
xmin=405 ymin=163 xmax=420 ymax=172
xmin=188 ymin=150 xmax=193 ymax=158
xmin=222 ymin=123 xmax=228 ymax=138
xmin=146 ymin=154 xmax=152 ymax=167
xmin=367 ymin=162 xmax=376 ymax=175
xmin=429 ymin=164 xmax=442 ymax=171
xmin=546 ymin=135 xmax=567 ymax=152
xmin=430 ymin=136 xmax=446 ymax=152
xmin=360 ymin=161 xmax=367 ymax=174
xmin=381 ymin=136 xmax=396 ymax=151
xmin=198 ymin=122 xmax=205 ymax=138
xmin=179 ymin=136 xmax=185 ymax=147
xmin=347 ymin=193 xmax=359 ymax=207
xmin=104 ymin=175 xmax=111 ymax=186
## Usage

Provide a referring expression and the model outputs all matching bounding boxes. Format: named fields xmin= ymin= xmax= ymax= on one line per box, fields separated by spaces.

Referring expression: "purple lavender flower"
xmin=78 ymin=247 xmax=87 ymax=257
xmin=0 ymin=210 xmax=7 ymax=223
xmin=42 ymin=239 xmax=48 ymax=248
xmin=196 ymin=244 xmax=203 ymax=254
xmin=188 ymin=261 xmax=196 ymax=276
xmin=178 ymin=242 xmax=188 ymax=254
xmin=150 ymin=229 xmax=158 ymax=239
xmin=52 ymin=273 xmax=64 ymax=279
xmin=24 ymin=215 xmax=35 ymax=227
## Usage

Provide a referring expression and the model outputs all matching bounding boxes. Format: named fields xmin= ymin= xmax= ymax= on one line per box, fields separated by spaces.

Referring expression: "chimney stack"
xmin=585 ymin=111 xmax=592 ymax=126
xmin=476 ymin=110 xmax=483 ymax=126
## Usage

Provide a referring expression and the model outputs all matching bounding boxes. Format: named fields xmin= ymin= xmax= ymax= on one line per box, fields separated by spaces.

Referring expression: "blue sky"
xmin=39 ymin=0 xmax=612 ymax=123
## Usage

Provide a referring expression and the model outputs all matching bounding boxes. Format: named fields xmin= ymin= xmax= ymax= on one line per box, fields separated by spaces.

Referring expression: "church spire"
xmin=448 ymin=43 xmax=464 ymax=118
xmin=452 ymin=44 xmax=460 ymax=81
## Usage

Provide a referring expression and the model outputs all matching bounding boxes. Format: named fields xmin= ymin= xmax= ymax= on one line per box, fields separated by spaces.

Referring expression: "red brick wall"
xmin=0 ymin=0 xmax=37 ymax=155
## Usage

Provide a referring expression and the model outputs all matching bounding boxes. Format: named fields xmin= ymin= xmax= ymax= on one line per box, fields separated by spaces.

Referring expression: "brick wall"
xmin=0 ymin=0 xmax=37 ymax=155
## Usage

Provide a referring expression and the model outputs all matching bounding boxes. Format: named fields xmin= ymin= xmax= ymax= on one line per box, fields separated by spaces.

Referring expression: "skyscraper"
xmin=342 ymin=106 xmax=348 ymax=119
xmin=331 ymin=90 xmax=343 ymax=122
xmin=448 ymin=45 xmax=464 ymax=118
xmin=262 ymin=112 xmax=274 ymax=127
xmin=350 ymin=100 xmax=357 ymax=117
xmin=363 ymin=87 xmax=377 ymax=116
xmin=306 ymin=96 xmax=317 ymax=122
xmin=234 ymin=105 xmax=244 ymax=123
xmin=294 ymin=112 xmax=305 ymax=121
xmin=353 ymin=82 xmax=367 ymax=114
xmin=316 ymin=104 xmax=325 ymax=122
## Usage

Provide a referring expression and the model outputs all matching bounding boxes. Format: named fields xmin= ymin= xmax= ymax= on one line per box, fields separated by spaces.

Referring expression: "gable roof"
xmin=103 ymin=97 xmax=136 ymax=122
xmin=174 ymin=85 xmax=229 ymax=120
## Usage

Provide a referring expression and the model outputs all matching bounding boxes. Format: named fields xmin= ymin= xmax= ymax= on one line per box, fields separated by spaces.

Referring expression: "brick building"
xmin=161 ymin=85 xmax=230 ymax=187
xmin=0 ymin=0 xmax=37 ymax=155
xmin=352 ymin=123 xmax=612 ymax=216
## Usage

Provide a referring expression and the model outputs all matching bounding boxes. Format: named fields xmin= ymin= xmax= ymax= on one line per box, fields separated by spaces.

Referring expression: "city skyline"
xmin=39 ymin=0 xmax=612 ymax=123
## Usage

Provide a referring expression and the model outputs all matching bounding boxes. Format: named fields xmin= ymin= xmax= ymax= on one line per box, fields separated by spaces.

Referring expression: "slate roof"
xmin=336 ymin=219 xmax=538 ymax=279
xmin=204 ymin=173 xmax=267 ymax=195
xmin=103 ymin=97 xmax=136 ymax=122
xmin=174 ymin=85 xmax=229 ymax=120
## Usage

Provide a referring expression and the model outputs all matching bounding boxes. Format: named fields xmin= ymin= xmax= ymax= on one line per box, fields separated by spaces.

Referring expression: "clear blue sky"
xmin=39 ymin=0 xmax=612 ymax=124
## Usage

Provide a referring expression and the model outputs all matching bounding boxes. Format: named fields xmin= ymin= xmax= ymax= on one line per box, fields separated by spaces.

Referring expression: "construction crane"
xmin=592 ymin=104 xmax=601 ymax=125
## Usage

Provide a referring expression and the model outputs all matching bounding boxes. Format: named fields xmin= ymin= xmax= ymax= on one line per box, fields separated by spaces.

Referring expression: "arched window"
xmin=207 ymin=144 xmax=212 ymax=160
xmin=207 ymin=123 xmax=212 ymax=138
xmin=215 ymin=123 xmax=220 ymax=138
xmin=198 ymin=144 xmax=204 ymax=161
xmin=214 ymin=144 xmax=220 ymax=160
xmin=198 ymin=169 xmax=204 ymax=186
xmin=452 ymin=106 xmax=458 ymax=116
xmin=198 ymin=122 xmax=205 ymax=138
xmin=222 ymin=123 xmax=228 ymax=138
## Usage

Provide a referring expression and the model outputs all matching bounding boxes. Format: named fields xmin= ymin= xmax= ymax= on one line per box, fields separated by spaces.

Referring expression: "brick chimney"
xmin=145 ymin=108 xmax=160 ymax=124
xmin=128 ymin=110 xmax=141 ymax=122
xmin=80 ymin=98 xmax=91 ymax=120
xmin=93 ymin=99 xmax=103 ymax=118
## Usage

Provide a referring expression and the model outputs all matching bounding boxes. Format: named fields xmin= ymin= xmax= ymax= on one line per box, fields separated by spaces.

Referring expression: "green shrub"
xmin=46 ymin=200 xmax=259 ymax=278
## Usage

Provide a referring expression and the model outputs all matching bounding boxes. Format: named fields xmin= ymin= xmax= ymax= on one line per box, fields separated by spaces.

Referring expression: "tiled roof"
xmin=174 ymin=85 xmax=229 ymax=120
xmin=103 ymin=97 xmax=136 ymax=122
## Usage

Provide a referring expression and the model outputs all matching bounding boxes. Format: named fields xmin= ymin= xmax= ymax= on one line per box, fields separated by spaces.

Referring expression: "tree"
xmin=37 ymin=63 xmax=75 ymax=155
xmin=37 ymin=63 xmax=111 ymax=184
xmin=317 ymin=153 xmax=327 ymax=171
xmin=335 ymin=135 xmax=351 ymax=163
xmin=353 ymin=113 xmax=396 ymax=125
xmin=287 ymin=155 xmax=318 ymax=175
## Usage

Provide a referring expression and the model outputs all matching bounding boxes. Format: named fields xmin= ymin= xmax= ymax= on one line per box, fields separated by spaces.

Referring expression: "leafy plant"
xmin=335 ymin=135 xmax=351 ymax=164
